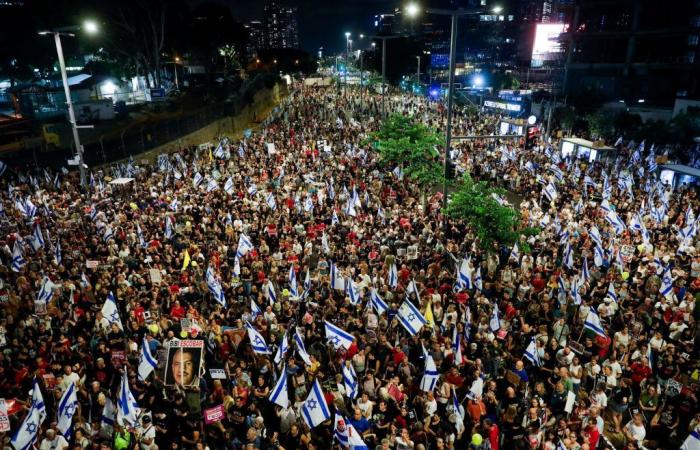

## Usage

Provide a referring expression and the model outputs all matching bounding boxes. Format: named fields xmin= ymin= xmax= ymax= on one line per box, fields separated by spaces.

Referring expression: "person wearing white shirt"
xmin=623 ymin=414 xmax=646 ymax=446
xmin=58 ymin=365 xmax=80 ymax=393
xmin=39 ymin=430 xmax=69 ymax=450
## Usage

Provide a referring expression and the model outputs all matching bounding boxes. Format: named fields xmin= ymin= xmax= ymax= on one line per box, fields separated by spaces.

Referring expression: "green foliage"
xmin=554 ymin=106 xmax=576 ymax=133
xmin=446 ymin=174 xmax=539 ymax=250
xmin=586 ymin=110 xmax=616 ymax=140
xmin=372 ymin=114 xmax=445 ymax=188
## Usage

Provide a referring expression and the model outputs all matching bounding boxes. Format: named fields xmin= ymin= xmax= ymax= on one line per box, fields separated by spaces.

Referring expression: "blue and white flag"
xmin=11 ymin=380 xmax=46 ymax=450
xmin=10 ymin=241 xmax=27 ymax=272
xmin=206 ymin=179 xmax=218 ymax=193
xmin=370 ymin=288 xmax=388 ymax=315
xmin=138 ymin=337 xmax=158 ymax=382
xmin=206 ymin=266 xmax=227 ymax=308
xmin=549 ymin=164 xmax=563 ymax=181
xmin=490 ymin=303 xmax=500 ymax=331
xmin=388 ymin=263 xmax=398 ymax=289
xmin=247 ymin=183 xmax=258 ymax=196
xmin=266 ymin=192 xmax=277 ymax=210
xmin=606 ymin=282 xmax=618 ymax=303
xmin=236 ymin=233 xmax=254 ymax=258
xmin=583 ymin=175 xmax=597 ymax=188
xmin=102 ymin=292 xmax=123 ymax=330
xmin=342 ymin=363 xmax=358 ymax=399
xmin=32 ymin=224 xmax=45 ymax=248
xmin=660 ymin=266 xmax=674 ymax=298
xmin=274 ymin=332 xmax=289 ymax=365
xmin=420 ymin=345 xmax=439 ymax=392
xmin=137 ymin=223 xmax=147 ymax=248
xmin=301 ymin=380 xmax=331 ymax=429
xmin=680 ymin=428 xmax=700 ymax=450
xmin=335 ymin=415 xmax=369 ymax=450
xmin=397 ymin=300 xmax=427 ymax=336
xmin=606 ymin=209 xmax=626 ymax=234
xmin=593 ymin=245 xmax=604 ymax=268
xmin=164 ymin=216 xmax=173 ymax=240
xmin=0 ymin=161 xmax=6 ymax=177
xmin=224 ymin=177 xmax=235 ymax=195
xmin=563 ymin=243 xmax=574 ymax=269
xmin=332 ymin=210 xmax=340 ymax=225
xmin=57 ymin=381 xmax=78 ymax=440
xmin=325 ymin=321 xmax=355 ymax=350
xmin=583 ymin=309 xmax=606 ymax=338
xmin=454 ymin=258 xmax=472 ymax=292
xmin=581 ymin=256 xmax=590 ymax=281
xmin=53 ymin=239 xmax=61 ymax=265
xmin=117 ymin=369 xmax=141 ymax=427
xmin=192 ymin=172 xmax=203 ymax=187
xmin=294 ymin=330 xmax=313 ymax=366
xmin=510 ymin=242 xmax=520 ymax=263
xmin=523 ymin=338 xmax=541 ymax=367
xmin=269 ymin=366 xmax=290 ymax=408
xmin=246 ymin=321 xmax=271 ymax=354
xmin=289 ymin=266 xmax=299 ymax=298
xmin=303 ymin=268 xmax=311 ymax=293
xmin=267 ymin=280 xmax=277 ymax=304
xmin=571 ymin=277 xmax=582 ymax=305
xmin=474 ymin=267 xmax=483 ymax=291
xmin=37 ymin=277 xmax=54 ymax=303
xmin=101 ymin=398 xmax=116 ymax=429
xmin=543 ymin=182 xmax=558 ymax=202
xmin=347 ymin=278 xmax=360 ymax=305
xmin=251 ymin=299 xmax=262 ymax=317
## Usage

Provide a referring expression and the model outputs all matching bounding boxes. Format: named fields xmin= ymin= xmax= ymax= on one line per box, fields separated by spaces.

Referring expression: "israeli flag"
xmin=117 ymin=369 xmax=141 ymax=427
xmin=251 ymin=300 xmax=262 ymax=318
xmin=606 ymin=282 xmax=618 ymax=303
xmin=11 ymin=380 xmax=46 ymax=450
xmin=523 ymin=338 xmax=541 ymax=367
xmin=137 ymin=224 xmax=147 ymax=248
xmin=327 ymin=180 xmax=336 ymax=200
xmin=543 ymin=182 xmax=558 ymax=202
xmin=589 ymin=225 xmax=602 ymax=247
xmin=164 ymin=216 xmax=173 ymax=240
xmin=420 ymin=345 xmax=439 ymax=392
xmin=101 ymin=398 xmax=116 ymax=429
xmin=206 ymin=179 xmax=218 ymax=193
xmin=53 ymin=239 xmax=61 ymax=265
xmin=330 ymin=261 xmax=344 ymax=290
xmin=57 ymin=380 xmax=78 ymax=440
xmin=593 ymin=245 xmax=604 ymax=267
xmin=247 ymin=183 xmax=258 ymax=196
xmin=32 ymin=224 xmax=45 ymax=248
xmin=455 ymin=258 xmax=472 ymax=292
xmin=274 ymin=332 xmax=289 ymax=365
xmin=236 ymin=233 xmax=254 ymax=258
xmin=325 ymin=320 xmax=355 ymax=350
xmin=294 ymin=330 xmax=313 ymax=366
xmin=582 ymin=256 xmax=590 ymax=281
xmin=289 ymin=266 xmax=298 ymax=297
xmin=102 ymin=292 xmax=124 ymax=330
xmin=388 ymin=263 xmax=398 ymax=289
xmin=397 ymin=300 xmax=427 ymax=336
xmin=490 ymin=303 xmax=500 ymax=331
xmin=342 ymin=363 xmax=358 ymax=399
xmin=224 ymin=177 xmax=235 ymax=195
xmin=335 ymin=415 xmax=369 ymax=450
xmin=583 ymin=309 xmax=606 ymax=338
xmin=681 ymin=429 xmax=700 ymax=450
xmin=10 ymin=241 xmax=27 ymax=272
xmin=304 ymin=195 xmax=314 ymax=213
xmin=169 ymin=198 xmax=180 ymax=211
xmin=660 ymin=266 xmax=674 ymax=298
xmin=452 ymin=328 xmax=464 ymax=366
xmin=206 ymin=266 xmax=227 ymax=308
xmin=510 ymin=242 xmax=520 ymax=263
xmin=549 ymin=164 xmax=563 ymax=181
xmin=473 ymin=267 xmax=483 ymax=292
xmin=267 ymin=280 xmax=277 ymax=304
xmin=583 ymin=175 xmax=597 ymax=188
xmin=193 ymin=172 xmax=203 ymax=187
xmin=606 ymin=209 xmax=626 ymax=234
xmin=37 ymin=277 xmax=54 ymax=303
xmin=269 ymin=366 xmax=290 ymax=408
xmin=563 ymin=243 xmax=574 ymax=269
xmin=214 ymin=142 xmax=225 ymax=158
xmin=370 ymin=288 xmax=388 ymax=315
xmin=266 ymin=192 xmax=277 ymax=210
xmin=332 ymin=210 xmax=340 ymax=225
xmin=80 ymin=272 xmax=90 ymax=288
xmin=138 ymin=337 xmax=158 ymax=382
xmin=301 ymin=379 xmax=331 ymax=428
xmin=303 ymin=268 xmax=311 ymax=293
xmin=246 ymin=321 xmax=271 ymax=354
xmin=347 ymin=278 xmax=360 ymax=305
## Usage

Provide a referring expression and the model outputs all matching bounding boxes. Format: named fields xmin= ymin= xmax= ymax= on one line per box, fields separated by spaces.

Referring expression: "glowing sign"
xmin=532 ymin=23 xmax=566 ymax=67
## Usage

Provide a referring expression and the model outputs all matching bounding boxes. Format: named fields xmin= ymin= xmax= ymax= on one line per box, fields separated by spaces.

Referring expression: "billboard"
xmin=531 ymin=23 xmax=566 ymax=68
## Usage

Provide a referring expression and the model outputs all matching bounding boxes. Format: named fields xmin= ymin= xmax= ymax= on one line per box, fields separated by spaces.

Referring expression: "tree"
xmin=371 ymin=114 xmax=444 ymax=189
xmin=586 ymin=110 xmax=616 ymax=141
xmin=446 ymin=174 xmax=539 ymax=250
xmin=554 ymin=106 xmax=576 ymax=135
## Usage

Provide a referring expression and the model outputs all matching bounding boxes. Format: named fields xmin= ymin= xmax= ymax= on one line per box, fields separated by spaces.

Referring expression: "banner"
xmin=164 ymin=340 xmax=204 ymax=386
xmin=203 ymin=404 xmax=225 ymax=424
xmin=0 ymin=399 xmax=9 ymax=432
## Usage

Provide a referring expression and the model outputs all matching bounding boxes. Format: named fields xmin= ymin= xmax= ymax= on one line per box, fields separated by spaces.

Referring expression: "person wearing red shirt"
xmin=629 ymin=359 xmax=652 ymax=385
xmin=531 ymin=273 xmax=546 ymax=293
xmin=169 ymin=300 xmax=185 ymax=319
xmin=484 ymin=418 xmax=499 ymax=450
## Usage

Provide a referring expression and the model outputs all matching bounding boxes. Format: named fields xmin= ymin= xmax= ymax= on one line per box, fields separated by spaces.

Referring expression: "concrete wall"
xmin=134 ymin=82 xmax=286 ymax=163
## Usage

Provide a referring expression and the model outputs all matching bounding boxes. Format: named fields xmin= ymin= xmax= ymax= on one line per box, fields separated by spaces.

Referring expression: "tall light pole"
xmin=405 ymin=4 xmax=502 ymax=210
xmin=345 ymin=32 xmax=351 ymax=97
xmin=416 ymin=55 xmax=421 ymax=87
xmin=373 ymin=35 xmax=400 ymax=118
xmin=39 ymin=20 xmax=99 ymax=188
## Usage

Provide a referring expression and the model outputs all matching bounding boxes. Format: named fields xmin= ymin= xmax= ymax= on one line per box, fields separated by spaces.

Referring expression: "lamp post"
xmin=39 ymin=21 xmax=98 ymax=188
xmin=405 ymin=3 xmax=502 ymax=210
xmin=373 ymin=35 xmax=401 ymax=118
xmin=416 ymin=55 xmax=420 ymax=87
xmin=345 ymin=32 xmax=351 ymax=97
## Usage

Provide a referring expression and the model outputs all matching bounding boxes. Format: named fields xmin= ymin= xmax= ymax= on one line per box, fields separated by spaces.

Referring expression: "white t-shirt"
xmin=40 ymin=436 xmax=69 ymax=450
xmin=625 ymin=421 xmax=646 ymax=443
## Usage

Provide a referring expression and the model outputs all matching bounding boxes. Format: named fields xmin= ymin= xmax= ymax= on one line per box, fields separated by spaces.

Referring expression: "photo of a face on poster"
xmin=164 ymin=340 xmax=203 ymax=386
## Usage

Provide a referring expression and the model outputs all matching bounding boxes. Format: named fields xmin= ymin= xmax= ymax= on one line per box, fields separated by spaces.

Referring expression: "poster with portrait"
xmin=164 ymin=340 xmax=204 ymax=387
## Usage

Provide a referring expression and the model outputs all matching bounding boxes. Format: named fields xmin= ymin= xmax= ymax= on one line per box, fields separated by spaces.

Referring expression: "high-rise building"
xmin=562 ymin=0 xmax=700 ymax=104
xmin=263 ymin=1 xmax=299 ymax=49
xmin=245 ymin=21 xmax=265 ymax=57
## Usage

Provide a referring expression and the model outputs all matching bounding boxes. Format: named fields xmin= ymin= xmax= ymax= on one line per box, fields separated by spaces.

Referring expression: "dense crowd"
xmin=0 ymin=82 xmax=698 ymax=450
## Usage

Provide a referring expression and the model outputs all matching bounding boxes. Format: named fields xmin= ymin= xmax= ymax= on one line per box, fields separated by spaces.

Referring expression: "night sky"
xmin=192 ymin=0 xmax=398 ymax=54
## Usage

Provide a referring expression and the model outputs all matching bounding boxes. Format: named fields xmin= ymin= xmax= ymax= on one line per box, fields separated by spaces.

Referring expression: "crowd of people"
xmin=0 ymin=81 xmax=698 ymax=450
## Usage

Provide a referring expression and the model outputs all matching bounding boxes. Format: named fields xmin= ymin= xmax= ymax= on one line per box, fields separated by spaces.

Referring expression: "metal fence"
xmin=82 ymin=73 xmax=280 ymax=166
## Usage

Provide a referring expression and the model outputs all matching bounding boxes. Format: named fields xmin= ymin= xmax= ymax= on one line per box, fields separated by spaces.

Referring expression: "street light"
xmin=38 ymin=20 xmax=99 ymax=188
xmin=406 ymin=4 xmax=503 ymax=210
xmin=345 ymin=32 xmax=351 ymax=97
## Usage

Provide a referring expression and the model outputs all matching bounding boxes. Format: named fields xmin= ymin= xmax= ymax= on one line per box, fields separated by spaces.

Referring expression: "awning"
xmin=109 ymin=177 xmax=134 ymax=185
